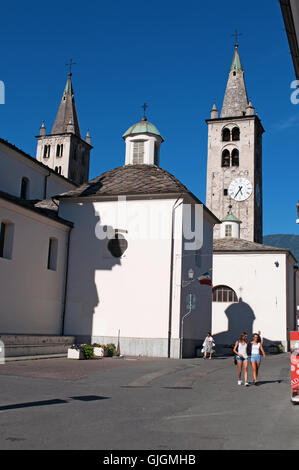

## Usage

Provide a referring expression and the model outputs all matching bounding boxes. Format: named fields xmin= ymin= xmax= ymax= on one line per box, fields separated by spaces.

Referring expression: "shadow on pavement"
xmin=0 ymin=395 xmax=110 ymax=411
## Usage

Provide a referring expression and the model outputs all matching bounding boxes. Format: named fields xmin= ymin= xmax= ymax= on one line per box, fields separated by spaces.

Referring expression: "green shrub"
xmin=105 ymin=343 xmax=117 ymax=357
xmin=81 ymin=344 xmax=94 ymax=360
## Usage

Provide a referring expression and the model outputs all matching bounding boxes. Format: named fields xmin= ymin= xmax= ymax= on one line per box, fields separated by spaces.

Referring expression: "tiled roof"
xmin=0 ymin=191 xmax=72 ymax=227
xmin=213 ymin=237 xmax=292 ymax=254
xmin=57 ymin=165 xmax=193 ymax=198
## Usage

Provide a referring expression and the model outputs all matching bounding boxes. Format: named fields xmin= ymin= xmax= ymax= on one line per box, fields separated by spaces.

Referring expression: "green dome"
xmin=221 ymin=213 xmax=241 ymax=223
xmin=122 ymin=119 xmax=163 ymax=141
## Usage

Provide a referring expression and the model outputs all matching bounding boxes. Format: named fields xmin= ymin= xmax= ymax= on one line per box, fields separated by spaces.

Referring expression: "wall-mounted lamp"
xmin=182 ymin=268 xmax=195 ymax=288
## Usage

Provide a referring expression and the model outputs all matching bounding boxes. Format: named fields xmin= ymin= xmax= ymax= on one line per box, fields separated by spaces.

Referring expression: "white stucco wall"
xmin=212 ymin=252 xmax=295 ymax=349
xmin=178 ymin=206 xmax=214 ymax=356
xmin=0 ymin=198 xmax=70 ymax=334
xmin=0 ymin=141 xmax=75 ymax=200
xmin=59 ymin=197 xmax=214 ymax=357
xmin=60 ymin=198 xmax=180 ymax=355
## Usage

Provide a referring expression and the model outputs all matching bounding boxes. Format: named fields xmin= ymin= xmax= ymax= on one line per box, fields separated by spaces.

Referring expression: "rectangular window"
xmin=225 ymin=224 xmax=232 ymax=237
xmin=43 ymin=145 xmax=50 ymax=158
xmin=132 ymin=141 xmax=144 ymax=164
xmin=0 ymin=221 xmax=14 ymax=259
xmin=47 ymin=238 xmax=58 ymax=271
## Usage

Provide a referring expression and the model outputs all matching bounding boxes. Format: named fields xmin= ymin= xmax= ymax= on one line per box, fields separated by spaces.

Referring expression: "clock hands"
xmin=234 ymin=186 xmax=243 ymax=199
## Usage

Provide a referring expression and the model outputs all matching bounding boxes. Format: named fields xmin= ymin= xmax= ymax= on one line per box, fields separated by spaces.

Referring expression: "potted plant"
xmin=67 ymin=344 xmax=84 ymax=360
xmin=80 ymin=344 xmax=95 ymax=360
xmin=92 ymin=343 xmax=105 ymax=358
xmin=104 ymin=343 xmax=117 ymax=357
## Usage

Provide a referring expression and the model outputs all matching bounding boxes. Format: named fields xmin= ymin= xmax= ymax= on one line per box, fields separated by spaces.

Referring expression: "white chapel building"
xmin=206 ymin=44 xmax=299 ymax=352
xmin=0 ymin=73 xmax=218 ymax=358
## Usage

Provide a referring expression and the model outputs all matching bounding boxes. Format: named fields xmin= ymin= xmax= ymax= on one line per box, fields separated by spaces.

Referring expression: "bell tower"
xmin=36 ymin=71 xmax=92 ymax=185
xmin=205 ymin=43 xmax=264 ymax=243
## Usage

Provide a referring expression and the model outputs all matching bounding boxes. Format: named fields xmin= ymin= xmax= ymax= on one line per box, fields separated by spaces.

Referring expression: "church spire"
xmin=220 ymin=44 xmax=249 ymax=118
xmin=51 ymin=72 xmax=81 ymax=137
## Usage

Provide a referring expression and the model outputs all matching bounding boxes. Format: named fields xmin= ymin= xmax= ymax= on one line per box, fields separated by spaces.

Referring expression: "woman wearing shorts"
xmin=249 ymin=333 xmax=266 ymax=385
xmin=233 ymin=333 xmax=249 ymax=386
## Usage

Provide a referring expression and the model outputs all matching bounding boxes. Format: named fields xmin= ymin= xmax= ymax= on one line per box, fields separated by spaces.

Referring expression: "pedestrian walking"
xmin=233 ymin=332 xmax=249 ymax=386
xmin=249 ymin=333 xmax=266 ymax=385
xmin=202 ymin=332 xmax=215 ymax=359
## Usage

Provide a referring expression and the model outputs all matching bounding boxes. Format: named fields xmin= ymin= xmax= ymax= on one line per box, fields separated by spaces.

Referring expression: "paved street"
xmin=0 ymin=353 xmax=298 ymax=450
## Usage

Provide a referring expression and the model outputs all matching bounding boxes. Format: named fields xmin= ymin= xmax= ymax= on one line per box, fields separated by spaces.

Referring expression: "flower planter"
xmin=93 ymin=347 xmax=104 ymax=358
xmin=67 ymin=348 xmax=84 ymax=359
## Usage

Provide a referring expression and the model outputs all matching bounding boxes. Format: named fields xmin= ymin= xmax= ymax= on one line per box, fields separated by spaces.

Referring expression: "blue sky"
xmin=0 ymin=0 xmax=298 ymax=235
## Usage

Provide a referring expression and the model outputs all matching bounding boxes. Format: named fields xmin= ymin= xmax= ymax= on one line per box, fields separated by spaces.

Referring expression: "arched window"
xmin=20 ymin=177 xmax=29 ymax=199
xmin=221 ymin=149 xmax=230 ymax=167
xmin=222 ymin=128 xmax=230 ymax=142
xmin=56 ymin=144 xmax=63 ymax=157
xmin=43 ymin=145 xmax=50 ymax=158
xmin=232 ymin=148 xmax=239 ymax=166
xmin=232 ymin=127 xmax=240 ymax=141
xmin=0 ymin=220 xmax=14 ymax=260
xmin=47 ymin=237 xmax=58 ymax=271
xmin=212 ymin=285 xmax=238 ymax=302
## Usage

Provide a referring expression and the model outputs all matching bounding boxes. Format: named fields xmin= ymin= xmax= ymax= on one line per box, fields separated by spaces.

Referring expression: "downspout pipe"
xmin=168 ymin=194 xmax=184 ymax=358
xmin=61 ymin=227 xmax=72 ymax=336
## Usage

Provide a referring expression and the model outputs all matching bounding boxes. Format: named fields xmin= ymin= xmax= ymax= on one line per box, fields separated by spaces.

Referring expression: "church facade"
xmin=0 ymin=73 xmax=218 ymax=358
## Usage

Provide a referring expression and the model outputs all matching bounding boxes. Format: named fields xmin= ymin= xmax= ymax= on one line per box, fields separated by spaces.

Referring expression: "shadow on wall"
xmin=213 ymin=298 xmax=281 ymax=354
xmin=213 ymin=298 xmax=255 ymax=346
xmin=64 ymin=202 xmax=124 ymax=344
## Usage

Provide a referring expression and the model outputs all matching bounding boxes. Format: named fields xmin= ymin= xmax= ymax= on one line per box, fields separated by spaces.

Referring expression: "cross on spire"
xmin=141 ymin=102 xmax=148 ymax=120
xmin=65 ymin=58 xmax=77 ymax=76
xmin=231 ymin=29 xmax=242 ymax=46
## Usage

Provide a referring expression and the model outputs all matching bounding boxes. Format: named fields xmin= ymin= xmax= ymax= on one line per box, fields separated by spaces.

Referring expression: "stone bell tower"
xmin=205 ymin=43 xmax=264 ymax=243
xmin=36 ymin=71 xmax=92 ymax=185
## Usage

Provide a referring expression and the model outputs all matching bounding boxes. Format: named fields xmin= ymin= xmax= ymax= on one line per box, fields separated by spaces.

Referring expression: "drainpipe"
xmin=61 ymin=227 xmax=72 ymax=336
xmin=168 ymin=194 xmax=183 ymax=358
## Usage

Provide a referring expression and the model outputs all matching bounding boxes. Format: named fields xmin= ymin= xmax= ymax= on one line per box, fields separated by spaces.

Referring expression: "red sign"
xmin=291 ymin=332 xmax=299 ymax=403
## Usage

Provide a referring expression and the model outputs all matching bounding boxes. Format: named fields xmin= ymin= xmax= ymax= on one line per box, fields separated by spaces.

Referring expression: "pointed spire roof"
xmin=230 ymin=45 xmax=243 ymax=71
xmin=51 ymin=73 xmax=81 ymax=137
xmin=221 ymin=45 xmax=249 ymax=118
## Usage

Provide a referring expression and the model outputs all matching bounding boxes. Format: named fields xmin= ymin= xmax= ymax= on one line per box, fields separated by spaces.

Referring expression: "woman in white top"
xmin=203 ymin=332 xmax=215 ymax=359
xmin=233 ymin=332 xmax=249 ymax=386
xmin=249 ymin=333 xmax=266 ymax=385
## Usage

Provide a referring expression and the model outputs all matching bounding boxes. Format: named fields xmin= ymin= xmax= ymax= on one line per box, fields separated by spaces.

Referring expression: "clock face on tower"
xmin=228 ymin=178 xmax=252 ymax=202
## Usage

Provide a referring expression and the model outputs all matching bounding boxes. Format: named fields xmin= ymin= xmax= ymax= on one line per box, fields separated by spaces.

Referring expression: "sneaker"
xmin=238 ymin=380 xmax=242 ymax=385
xmin=244 ymin=382 xmax=249 ymax=387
